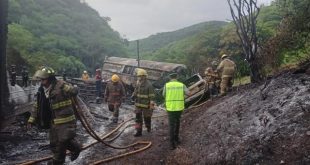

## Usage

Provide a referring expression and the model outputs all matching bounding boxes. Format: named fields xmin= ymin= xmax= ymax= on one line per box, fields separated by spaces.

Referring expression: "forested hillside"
xmin=127 ymin=4 xmax=282 ymax=75
xmin=128 ymin=21 xmax=228 ymax=74
xmin=7 ymin=0 xmax=128 ymax=74
xmin=128 ymin=0 xmax=309 ymax=77
xmin=127 ymin=21 xmax=227 ymax=55
xmin=7 ymin=0 xmax=309 ymax=78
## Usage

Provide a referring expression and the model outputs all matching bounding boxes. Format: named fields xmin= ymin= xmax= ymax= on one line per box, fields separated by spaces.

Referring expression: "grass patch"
xmin=233 ymin=76 xmax=251 ymax=86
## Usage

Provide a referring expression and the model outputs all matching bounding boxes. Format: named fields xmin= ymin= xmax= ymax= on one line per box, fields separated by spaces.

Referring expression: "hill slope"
xmin=127 ymin=21 xmax=227 ymax=55
xmin=8 ymin=0 xmax=128 ymax=73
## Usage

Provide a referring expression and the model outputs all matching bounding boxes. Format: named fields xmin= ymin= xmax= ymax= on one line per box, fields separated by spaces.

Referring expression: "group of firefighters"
xmin=9 ymin=65 xmax=29 ymax=87
xmin=205 ymin=54 xmax=236 ymax=96
xmin=27 ymin=54 xmax=235 ymax=164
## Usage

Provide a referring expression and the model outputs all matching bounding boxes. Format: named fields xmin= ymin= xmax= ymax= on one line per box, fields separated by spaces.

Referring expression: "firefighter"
xmin=163 ymin=73 xmax=190 ymax=150
xmin=27 ymin=67 xmax=82 ymax=165
xmin=21 ymin=66 xmax=29 ymax=87
xmin=216 ymin=54 xmax=236 ymax=96
xmin=132 ymin=69 xmax=155 ymax=137
xmin=204 ymin=67 xmax=220 ymax=96
xmin=104 ymin=74 xmax=126 ymax=123
xmin=62 ymin=69 xmax=67 ymax=81
xmin=10 ymin=64 xmax=16 ymax=86
xmin=81 ymin=70 xmax=89 ymax=81
xmin=95 ymin=68 xmax=102 ymax=103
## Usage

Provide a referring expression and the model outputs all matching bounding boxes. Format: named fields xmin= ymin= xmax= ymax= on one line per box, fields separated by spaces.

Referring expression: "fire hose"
xmin=19 ymin=83 xmax=214 ymax=165
xmin=72 ymin=97 xmax=154 ymax=164
xmin=18 ymin=96 xmax=154 ymax=165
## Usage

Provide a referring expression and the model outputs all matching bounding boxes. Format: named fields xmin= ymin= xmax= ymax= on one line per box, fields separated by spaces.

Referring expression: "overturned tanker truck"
xmin=73 ymin=56 xmax=210 ymax=106
xmin=71 ymin=56 xmax=209 ymax=106
xmin=101 ymin=56 xmax=188 ymax=92
xmin=101 ymin=56 xmax=209 ymax=107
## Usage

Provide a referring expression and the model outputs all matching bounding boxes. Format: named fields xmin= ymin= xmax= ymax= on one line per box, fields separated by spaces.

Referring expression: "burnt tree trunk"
xmin=0 ymin=0 xmax=10 ymax=129
xmin=227 ymin=0 xmax=262 ymax=82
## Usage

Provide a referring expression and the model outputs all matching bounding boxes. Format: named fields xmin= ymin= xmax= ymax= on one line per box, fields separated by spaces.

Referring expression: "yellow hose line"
xmin=90 ymin=141 xmax=152 ymax=165
xmin=18 ymin=156 xmax=51 ymax=165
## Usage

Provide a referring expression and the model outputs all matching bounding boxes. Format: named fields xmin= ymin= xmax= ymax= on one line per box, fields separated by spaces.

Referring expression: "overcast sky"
xmin=85 ymin=0 xmax=273 ymax=40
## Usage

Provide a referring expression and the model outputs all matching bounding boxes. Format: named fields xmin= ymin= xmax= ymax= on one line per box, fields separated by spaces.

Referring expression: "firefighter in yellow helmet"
xmin=27 ymin=67 xmax=82 ymax=164
xmin=131 ymin=68 xmax=155 ymax=136
xmin=204 ymin=67 xmax=220 ymax=96
xmin=216 ymin=54 xmax=236 ymax=96
xmin=81 ymin=70 xmax=89 ymax=81
xmin=104 ymin=74 xmax=126 ymax=123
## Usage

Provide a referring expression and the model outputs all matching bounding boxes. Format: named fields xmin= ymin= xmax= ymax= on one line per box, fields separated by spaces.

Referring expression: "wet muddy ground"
xmin=0 ymin=65 xmax=309 ymax=165
xmin=0 ymin=100 xmax=166 ymax=165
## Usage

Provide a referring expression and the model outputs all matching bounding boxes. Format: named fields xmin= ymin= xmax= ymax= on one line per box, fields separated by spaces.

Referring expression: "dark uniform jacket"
xmin=104 ymin=81 xmax=125 ymax=105
xmin=28 ymin=80 xmax=78 ymax=127
xmin=133 ymin=80 xmax=155 ymax=109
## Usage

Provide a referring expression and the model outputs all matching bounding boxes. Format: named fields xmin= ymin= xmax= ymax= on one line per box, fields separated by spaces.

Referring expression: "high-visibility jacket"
xmin=165 ymin=80 xmax=185 ymax=111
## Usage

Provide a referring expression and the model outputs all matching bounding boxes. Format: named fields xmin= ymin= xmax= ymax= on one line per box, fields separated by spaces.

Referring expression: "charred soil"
xmin=111 ymin=66 xmax=310 ymax=165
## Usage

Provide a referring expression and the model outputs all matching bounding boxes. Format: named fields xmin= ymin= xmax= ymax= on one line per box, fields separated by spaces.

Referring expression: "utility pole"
xmin=137 ymin=40 xmax=140 ymax=67
xmin=0 ymin=0 xmax=10 ymax=128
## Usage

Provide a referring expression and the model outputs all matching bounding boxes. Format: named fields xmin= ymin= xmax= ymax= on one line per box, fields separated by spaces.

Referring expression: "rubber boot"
xmin=175 ymin=136 xmax=181 ymax=145
xmin=112 ymin=117 xmax=118 ymax=123
xmin=70 ymin=150 xmax=80 ymax=161
xmin=48 ymin=159 xmax=64 ymax=165
xmin=170 ymin=142 xmax=176 ymax=150
xmin=134 ymin=130 xmax=142 ymax=137
xmin=68 ymin=139 xmax=82 ymax=161
xmin=147 ymin=127 xmax=151 ymax=133
xmin=145 ymin=117 xmax=151 ymax=132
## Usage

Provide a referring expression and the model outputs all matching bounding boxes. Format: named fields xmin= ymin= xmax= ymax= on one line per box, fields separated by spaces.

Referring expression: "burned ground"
xmin=110 ymin=67 xmax=310 ymax=165
xmin=0 ymin=66 xmax=309 ymax=165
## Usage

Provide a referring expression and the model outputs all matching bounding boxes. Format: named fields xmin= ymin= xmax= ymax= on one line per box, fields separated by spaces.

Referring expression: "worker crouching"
xmin=28 ymin=67 xmax=82 ymax=165
xmin=204 ymin=67 xmax=220 ymax=96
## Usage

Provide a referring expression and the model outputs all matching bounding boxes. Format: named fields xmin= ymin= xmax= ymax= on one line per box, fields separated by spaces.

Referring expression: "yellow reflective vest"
xmin=164 ymin=80 xmax=185 ymax=111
